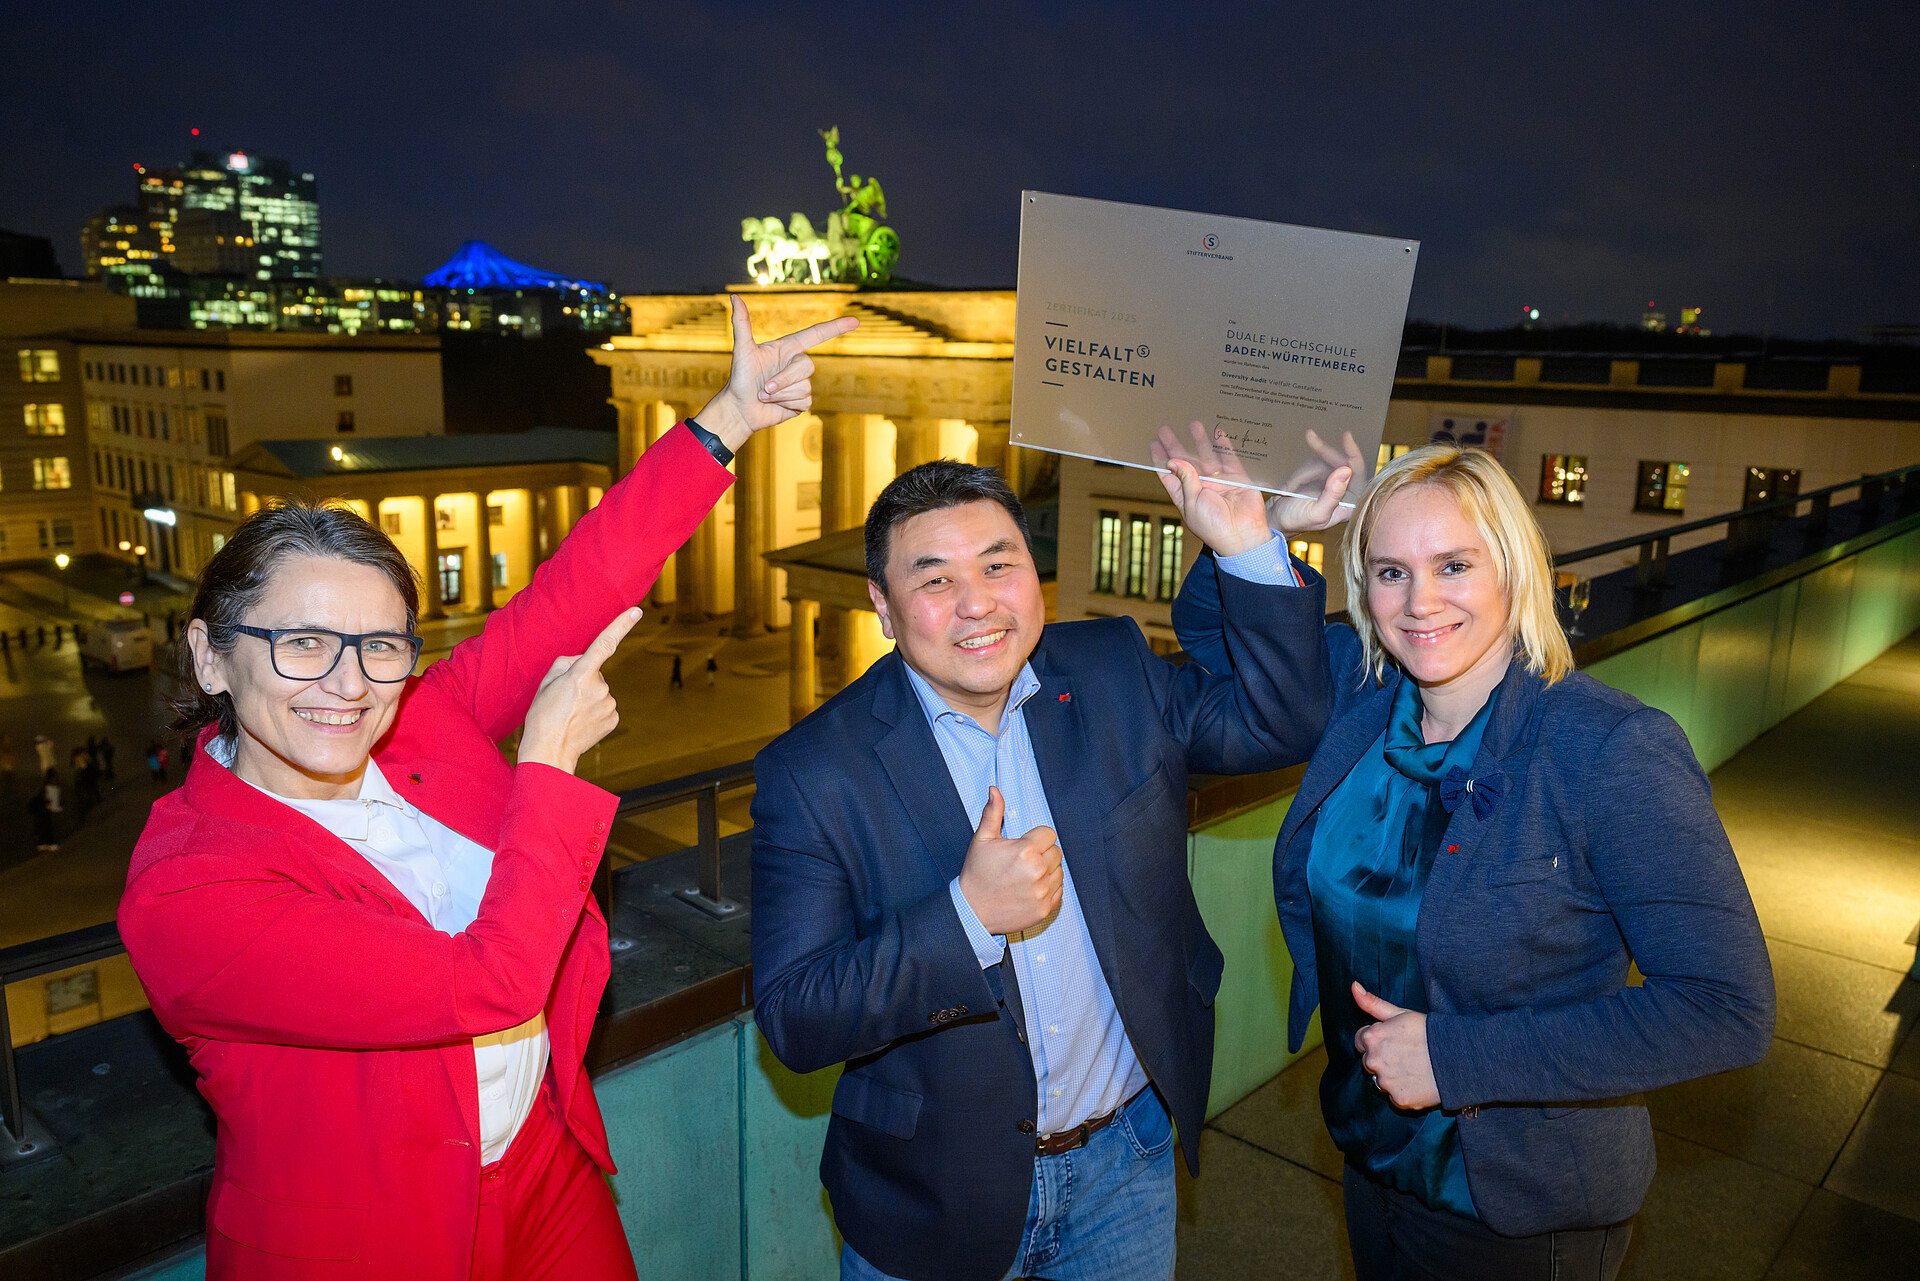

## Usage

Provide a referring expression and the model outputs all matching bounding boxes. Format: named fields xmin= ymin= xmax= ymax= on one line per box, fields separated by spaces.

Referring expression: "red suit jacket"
xmin=119 ymin=424 xmax=730 ymax=1278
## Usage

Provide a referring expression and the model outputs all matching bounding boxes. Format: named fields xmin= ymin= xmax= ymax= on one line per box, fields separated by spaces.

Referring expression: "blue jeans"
xmin=842 ymin=1087 xmax=1177 ymax=1281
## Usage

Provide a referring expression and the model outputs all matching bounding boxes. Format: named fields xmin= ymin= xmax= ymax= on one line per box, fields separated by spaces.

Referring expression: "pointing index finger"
xmin=578 ymin=606 xmax=644 ymax=673
xmin=771 ymin=315 xmax=859 ymax=363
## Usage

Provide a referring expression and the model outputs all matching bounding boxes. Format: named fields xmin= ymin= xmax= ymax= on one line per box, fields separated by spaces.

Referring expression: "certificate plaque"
xmin=1012 ymin=191 xmax=1419 ymax=497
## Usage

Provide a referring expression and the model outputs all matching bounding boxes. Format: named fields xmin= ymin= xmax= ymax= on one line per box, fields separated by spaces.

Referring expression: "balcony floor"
xmin=1175 ymin=630 xmax=1920 ymax=1280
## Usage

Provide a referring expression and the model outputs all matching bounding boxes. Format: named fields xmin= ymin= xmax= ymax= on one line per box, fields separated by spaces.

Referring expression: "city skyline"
xmin=3 ymin=3 xmax=1917 ymax=339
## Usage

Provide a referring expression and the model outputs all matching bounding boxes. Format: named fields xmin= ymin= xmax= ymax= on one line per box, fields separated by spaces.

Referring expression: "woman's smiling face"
xmin=191 ymin=554 xmax=412 ymax=799
xmin=1364 ymin=483 xmax=1513 ymax=692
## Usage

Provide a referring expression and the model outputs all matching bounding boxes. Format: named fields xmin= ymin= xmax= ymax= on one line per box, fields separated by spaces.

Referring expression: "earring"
xmin=204 ymin=684 xmax=213 ymax=692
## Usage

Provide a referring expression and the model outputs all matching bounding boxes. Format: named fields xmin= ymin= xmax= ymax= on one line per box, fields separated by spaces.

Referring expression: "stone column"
xmin=788 ymin=598 xmax=818 ymax=724
xmin=818 ymin=413 xmax=867 ymax=535
xmin=973 ymin=420 xmax=1014 ymax=491
xmin=665 ymin=403 xmax=707 ymax=622
xmin=894 ymin=417 xmax=945 ymax=474
xmin=472 ymin=491 xmax=495 ymax=611
xmin=816 ymin=413 xmax=868 ymax=695
xmin=731 ymin=431 xmax=769 ymax=637
xmin=421 ymin=492 xmax=444 ymax=620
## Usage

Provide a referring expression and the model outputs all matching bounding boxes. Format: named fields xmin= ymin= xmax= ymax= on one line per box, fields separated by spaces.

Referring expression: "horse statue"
xmin=742 ymin=216 xmax=798 ymax=283
xmin=784 ymin=213 xmax=833 ymax=284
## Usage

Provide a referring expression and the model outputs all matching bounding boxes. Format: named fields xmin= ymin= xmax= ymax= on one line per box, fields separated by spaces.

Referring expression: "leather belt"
xmin=1034 ymin=1086 xmax=1148 ymax=1157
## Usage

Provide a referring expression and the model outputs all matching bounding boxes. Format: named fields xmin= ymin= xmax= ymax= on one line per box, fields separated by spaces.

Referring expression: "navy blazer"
xmin=751 ymin=569 xmax=1330 ymax=1281
xmin=1174 ymin=553 xmax=1774 ymax=1236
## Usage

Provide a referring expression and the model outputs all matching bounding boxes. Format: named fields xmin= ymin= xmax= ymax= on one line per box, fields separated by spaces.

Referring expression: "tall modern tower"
xmin=156 ymin=150 xmax=322 ymax=279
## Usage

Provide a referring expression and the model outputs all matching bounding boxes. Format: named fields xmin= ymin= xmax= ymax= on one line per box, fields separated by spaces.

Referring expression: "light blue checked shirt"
xmin=919 ymin=534 xmax=1296 ymax=1134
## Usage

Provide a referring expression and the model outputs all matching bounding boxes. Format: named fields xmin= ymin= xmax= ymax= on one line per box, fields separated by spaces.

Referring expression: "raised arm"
xmin=122 ymin=761 xmax=612 ymax=1049
xmin=122 ymin=612 xmax=645 ymax=1049
xmin=426 ymin=296 xmax=859 ymax=741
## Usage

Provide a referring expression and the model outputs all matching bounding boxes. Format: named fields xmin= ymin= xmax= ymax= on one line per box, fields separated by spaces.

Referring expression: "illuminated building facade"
xmin=72 ymin=328 xmax=442 ymax=577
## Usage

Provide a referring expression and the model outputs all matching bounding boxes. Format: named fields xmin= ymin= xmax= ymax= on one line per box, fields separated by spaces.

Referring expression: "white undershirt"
xmin=207 ymin=739 xmax=550 ymax=1164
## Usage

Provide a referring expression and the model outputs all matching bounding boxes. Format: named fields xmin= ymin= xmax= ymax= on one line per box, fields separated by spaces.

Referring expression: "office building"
xmin=72 ymin=328 xmax=441 ymax=578
xmin=1 ymin=279 xmax=134 ymax=563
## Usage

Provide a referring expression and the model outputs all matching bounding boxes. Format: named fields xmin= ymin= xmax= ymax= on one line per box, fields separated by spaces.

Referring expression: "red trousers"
xmin=209 ymin=1076 xmax=636 ymax=1280
xmin=470 ymin=1076 xmax=637 ymax=1281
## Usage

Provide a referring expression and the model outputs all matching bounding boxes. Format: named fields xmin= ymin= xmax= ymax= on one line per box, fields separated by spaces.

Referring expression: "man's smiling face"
xmin=868 ymin=500 xmax=1045 ymax=728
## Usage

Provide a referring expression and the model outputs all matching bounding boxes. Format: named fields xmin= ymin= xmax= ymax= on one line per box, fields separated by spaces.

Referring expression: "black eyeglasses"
xmin=228 ymin=625 xmax=423 ymax=683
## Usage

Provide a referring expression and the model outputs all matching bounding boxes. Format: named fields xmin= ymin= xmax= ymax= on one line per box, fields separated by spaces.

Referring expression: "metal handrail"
xmin=609 ymin=763 xmax=757 ymax=921
xmin=1553 ymin=460 xmax=1920 ymax=569
xmin=0 ymin=921 xmax=126 ymax=1160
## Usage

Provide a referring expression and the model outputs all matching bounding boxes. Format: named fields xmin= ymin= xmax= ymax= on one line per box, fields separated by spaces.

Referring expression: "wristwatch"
xmin=684 ymin=417 xmax=735 ymax=467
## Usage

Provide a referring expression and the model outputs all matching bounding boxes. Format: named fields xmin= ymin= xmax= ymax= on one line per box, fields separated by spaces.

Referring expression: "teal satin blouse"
xmin=1306 ymin=676 xmax=1498 ymax=1219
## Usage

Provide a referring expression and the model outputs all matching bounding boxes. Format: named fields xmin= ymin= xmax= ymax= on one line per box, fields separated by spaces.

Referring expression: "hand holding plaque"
xmin=1152 ymin=422 xmax=1358 ymax=554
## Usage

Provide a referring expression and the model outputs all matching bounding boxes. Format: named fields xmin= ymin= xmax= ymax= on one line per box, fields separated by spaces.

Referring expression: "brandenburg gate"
xmin=593 ymin=285 xmax=1017 ymax=719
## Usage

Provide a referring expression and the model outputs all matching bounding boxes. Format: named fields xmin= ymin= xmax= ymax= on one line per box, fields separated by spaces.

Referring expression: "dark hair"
xmin=864 ymin=460 xmax=1031 ymax=588
xmin=171 ymin=500 xmax=420 ymax=744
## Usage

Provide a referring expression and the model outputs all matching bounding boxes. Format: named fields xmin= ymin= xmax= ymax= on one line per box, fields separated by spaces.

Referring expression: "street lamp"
xmin=54 ymin=552 xmax=70 ymax=613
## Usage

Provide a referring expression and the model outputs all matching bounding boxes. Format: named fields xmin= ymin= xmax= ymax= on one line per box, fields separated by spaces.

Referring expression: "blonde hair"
xmin=1341 ymin=443 xmax=1573 ymax=686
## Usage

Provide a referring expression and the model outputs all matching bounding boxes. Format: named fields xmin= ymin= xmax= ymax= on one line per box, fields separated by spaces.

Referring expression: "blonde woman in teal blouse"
xmin=1174 ymin=441 xmax=1773 ymax=1279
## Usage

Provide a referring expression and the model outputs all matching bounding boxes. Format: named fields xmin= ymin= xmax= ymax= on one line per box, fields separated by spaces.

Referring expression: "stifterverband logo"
xmin=1188 ymin=232 xmax=1233 ymax=262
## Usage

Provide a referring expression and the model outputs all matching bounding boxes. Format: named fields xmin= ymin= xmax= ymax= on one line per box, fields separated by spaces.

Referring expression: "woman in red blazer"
xmin=119 ymin=299 xmax=854 ymax=1280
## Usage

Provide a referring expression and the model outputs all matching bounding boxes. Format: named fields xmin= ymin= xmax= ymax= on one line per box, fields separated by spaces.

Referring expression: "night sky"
xmin=5 ymin=2 xmax=1915 ymax=339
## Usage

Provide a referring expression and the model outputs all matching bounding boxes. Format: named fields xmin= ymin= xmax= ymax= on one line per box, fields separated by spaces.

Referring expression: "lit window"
xmin=1155 ymin=521 xmax=1185 ymax=602
xmin=33 ymin=457 xmax=73 ymax=490
xmin=17 ymin=349 xmax=61 ymax=382
xmin=492 ymin=553 xmax=509 ymax=588
xmin=223 ymin=471 xmax=237 ymax=511
xmin=1094 ymin=511 xmax=1121 ymax=594
xmin=1539 ymin=455 xmax=1588 ymax=506
xmin=1289 ymin=539 xmax=1327 ymax=573
xmin=382 ymin=512 xmax=403 ymax=535
xmin=23 ymin=403 xmax=66 ymax=435
xmin=1635 ymin=461 xmax=1689 ymax=514
xmin=1125 ymin=516 xmax=1153 ymax=598
xmin=38 ymin=518 xmax=76 ymax=550
xmin=488 ymin=503 xmax=505 ymax=527
xmin=436 ymin=506 xmax=456 ymax=531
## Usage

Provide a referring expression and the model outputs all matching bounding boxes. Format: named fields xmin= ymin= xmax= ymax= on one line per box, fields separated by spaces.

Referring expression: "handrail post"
xmin=1860 ymin=475 xmax=1885 ymax=530
xmin=2 ymin=984 xmax=22 ymax=1144
xmin=675 ymin=782 xmax=742 ymax=919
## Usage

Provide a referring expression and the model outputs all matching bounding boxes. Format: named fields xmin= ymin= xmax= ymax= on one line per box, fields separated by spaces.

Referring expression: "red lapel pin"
xmin=409 ymin=773 xmax=422 ymax=784
xmin=1447 ymin=844 xmax=1459 ymax=853
xmin=1058 ymin=693 xmax=1071 ymax=702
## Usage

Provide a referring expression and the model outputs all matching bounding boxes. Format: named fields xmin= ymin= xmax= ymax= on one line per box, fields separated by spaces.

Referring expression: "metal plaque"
xmin=1013 ymin=191 xmax=1418 ymax=498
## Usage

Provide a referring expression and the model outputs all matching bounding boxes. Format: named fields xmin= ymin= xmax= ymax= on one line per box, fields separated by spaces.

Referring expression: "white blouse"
xmin=207 ymin=740 xmax=549 ymax=1164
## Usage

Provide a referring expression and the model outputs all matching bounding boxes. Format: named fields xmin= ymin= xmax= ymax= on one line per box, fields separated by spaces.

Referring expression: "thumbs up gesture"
xmin=518 ymin=607 xmax=645 ymax=775
xmin=1351 ymin=981 xmax=1440 ymax=1110
xmin=957 ymin=786 xmax=1064 ymax=936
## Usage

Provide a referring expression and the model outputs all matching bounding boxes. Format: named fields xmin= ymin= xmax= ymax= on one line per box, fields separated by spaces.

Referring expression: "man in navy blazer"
xmin=751 ymin=454 xmax=1335 ymax=1280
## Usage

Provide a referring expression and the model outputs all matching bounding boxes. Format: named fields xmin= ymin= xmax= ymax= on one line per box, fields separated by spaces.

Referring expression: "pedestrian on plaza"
xmin=29 ymin=782 xmax=58 ymax=852
xmin=54 ymin=623 xmax=64 ymax=648
xmin=37 ymin=624 xmax=46 ymax=647
xmin=705 ymin=654 xmax=718 ymax=687
xmin=669 ymin=653 xmax=683 ymax=689
xmin=99 ymin=735 xmax=116 ymax=781
xmin=146 ymin=740 xmax=163 ymax=781
xmin=71 ymin=745 xmax=98 ymax=814
xmin=1 ymin=629 xmax=10 ymax=653
xmin=35 ymin=733 xmax=56 ymax=775
xmin=0 ymin=732 xmax=15 ymax=795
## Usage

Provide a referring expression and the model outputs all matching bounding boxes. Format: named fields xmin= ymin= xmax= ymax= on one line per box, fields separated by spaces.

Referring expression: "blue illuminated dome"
xmin=423 ymin=240 xmax=607 ymax=293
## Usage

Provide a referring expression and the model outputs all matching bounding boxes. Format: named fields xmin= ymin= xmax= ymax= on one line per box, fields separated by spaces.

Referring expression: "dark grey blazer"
xmin=1176 ymin=554 xmax=1775 ymax=1236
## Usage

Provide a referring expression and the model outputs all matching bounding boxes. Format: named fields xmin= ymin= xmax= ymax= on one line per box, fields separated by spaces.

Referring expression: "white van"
xmin=80 ymin=618 xmax=154 ymax=673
